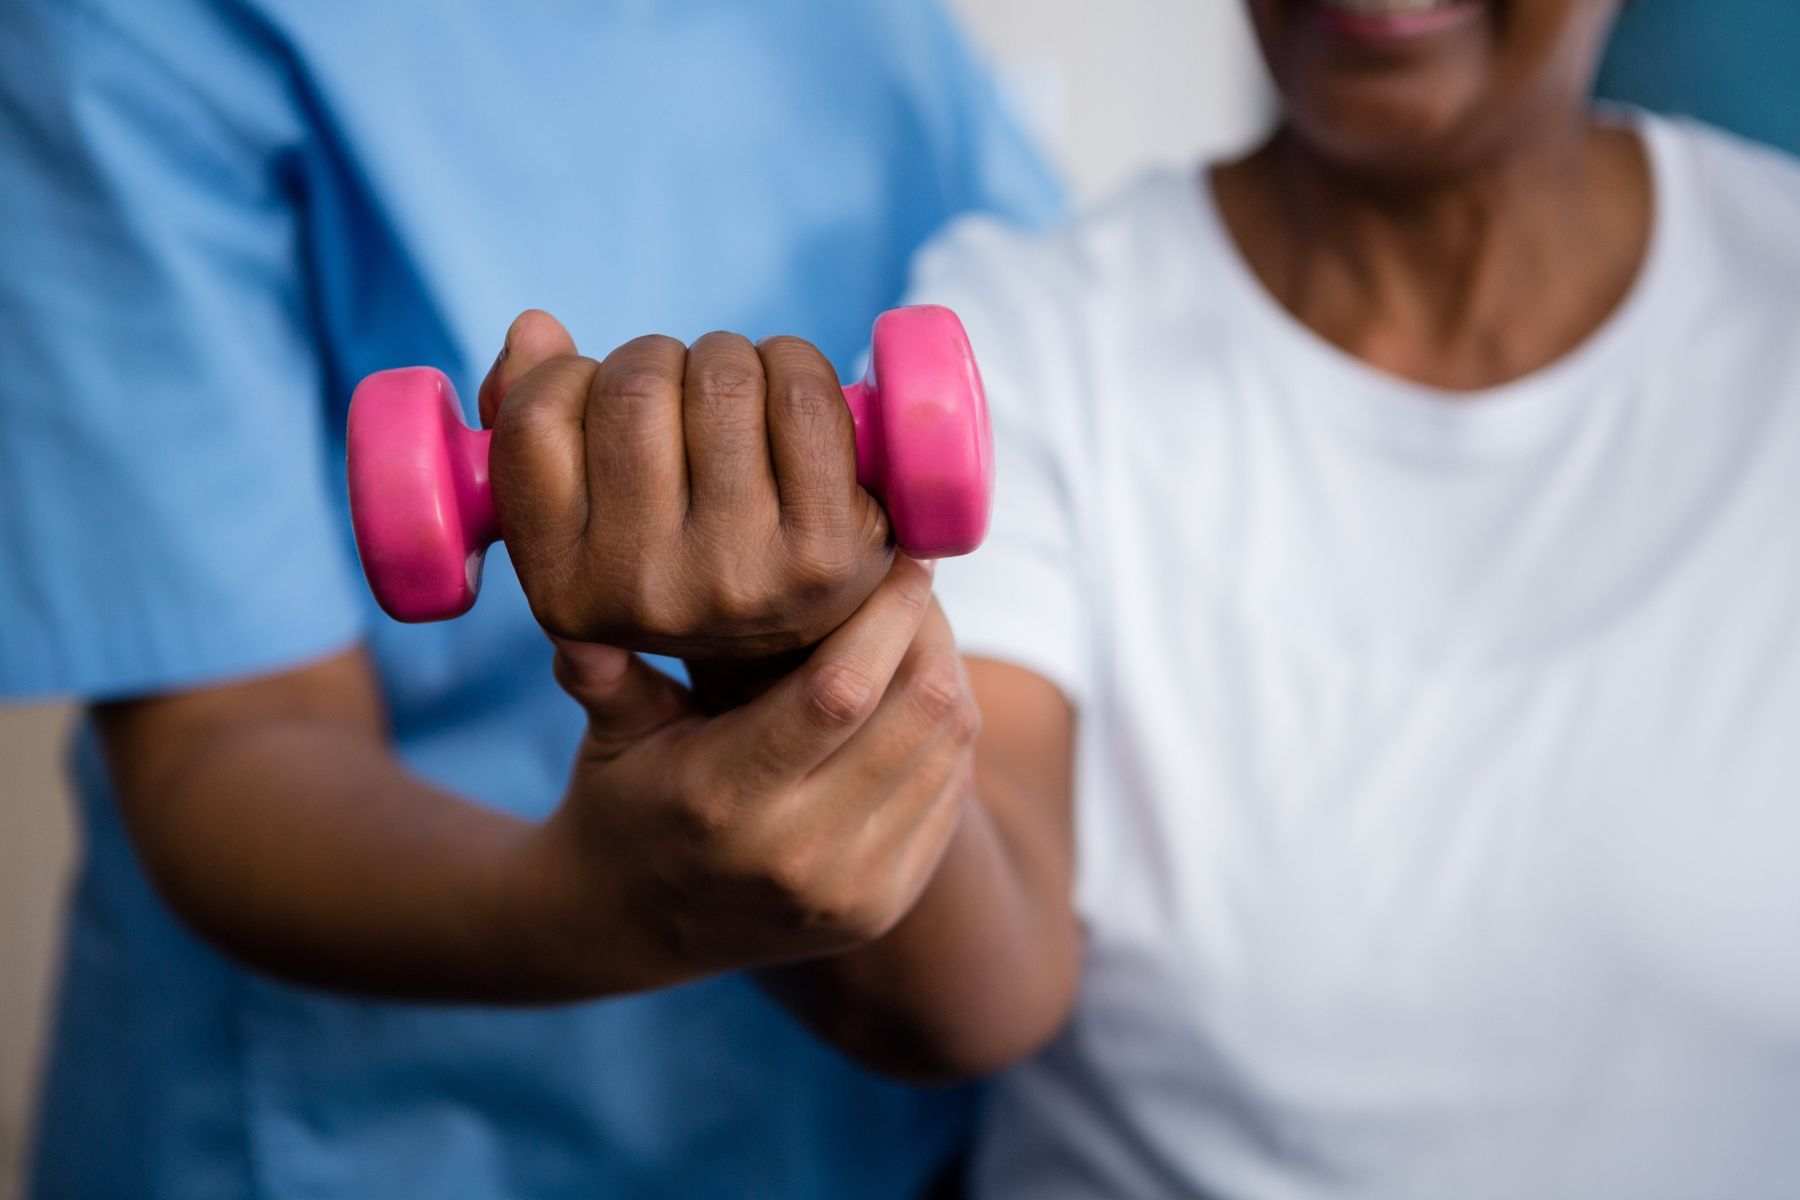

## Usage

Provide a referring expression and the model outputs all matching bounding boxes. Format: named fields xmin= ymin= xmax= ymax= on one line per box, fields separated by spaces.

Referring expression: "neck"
xmin=1212 ymin=111 xmax=1651 ymax=392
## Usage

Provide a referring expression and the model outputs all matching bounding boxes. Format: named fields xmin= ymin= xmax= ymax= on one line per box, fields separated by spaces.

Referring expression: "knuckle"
xmin=693 ymin=330 xmax=755 ymax=354
xmin=619 ymin=332 xmax=687 ymax=360
xmin=692 ymin=364 xmax=761 ymax=408
xmin=949 ymin=697 xmax=983 ymax=748
xmin=770 ymin=374 xmax=849 ymax=442
xmin=672 ymin=791 xmax=732 ymax=846
xmin=686 ymin=539 xmax=778 ymax=631
xmin=690 ymin=334 xmax=763 ymax=392
xmin=830 ymin=894 xmax=892 ymax=943
xmin=673 ymin=748 xmax=726 ymax=803
xmin=858 ymin=499 xmax=893 ymax=555
xmin=891 ymin=561 xmax=937 ymax=614
xmin=540 ymin=353 xmax=602 ymax=389
xmin=805 ymin=660 xmax=880 ymax=731
xmin=907 ymin=659 xmax=964 ymax=724
xmin=615 ymin=580 xmax=654 ymax=636
xmin=604 ymin=366 xmax=679 ymax=408
xmin=788 ymin=534 xmax=861 ymax=594
xmin=493 ymin=357 xmax=598 ymax=440
xmin=760 ymin=846 xmax=822 ymax=910
xmin=786 ymin=869 xmax=881 ymax=941
xmin=706 ymin=573 xmax=772 ymax=631
xmin=755 ymin=844 xmax=897 ymax=945
xmin=501 ymin=354 xmax=595 ymax=409
xmin=599 ymin=336 xmax=684 ymax=406
xmin=756 ymin=333 xmax=824 ymax=365
xmin=623 ymin=570 xmax=685 ymax=643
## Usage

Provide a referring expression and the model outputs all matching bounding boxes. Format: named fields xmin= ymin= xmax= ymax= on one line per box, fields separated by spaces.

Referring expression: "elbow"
xmin=837 ymin=975 xmax=1081 ymax=1087
xmin=122 ymin=813 xmax=267 ymax=971
xmin=882 ymin=1023 xmax=1066 ymax=1088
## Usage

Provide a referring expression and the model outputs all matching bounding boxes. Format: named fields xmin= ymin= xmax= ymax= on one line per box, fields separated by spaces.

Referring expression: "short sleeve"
xmin=866 ymin=0 xmax=1065 ymax=240
xmin=923 ymin=3 xmax=1066 ymax=233
xmin=0 ymin=0 xmax=364 ymax=700
xmin=903 ymin=217 xmax=1091 ymax=707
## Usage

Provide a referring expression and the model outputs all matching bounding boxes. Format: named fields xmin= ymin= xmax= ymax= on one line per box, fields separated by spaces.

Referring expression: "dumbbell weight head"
xmin=845 ymin=304 xmax=993 ymax=561
xmin=347 ymin=305 xmax=992 ymax=623
xmin=346 ymin=367 xmax=499 ymax=622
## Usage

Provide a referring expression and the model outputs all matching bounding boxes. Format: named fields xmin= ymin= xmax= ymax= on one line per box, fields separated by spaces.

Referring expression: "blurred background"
xmin=0 ymin=2 xmax=1272 ymax=1191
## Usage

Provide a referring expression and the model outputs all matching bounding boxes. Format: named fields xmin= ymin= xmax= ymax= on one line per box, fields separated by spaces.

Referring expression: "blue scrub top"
xmin=0 ymin=1 xmax=1061 ymax=1196
xmin=1598 ymin=0 xmax=1800 ymax=155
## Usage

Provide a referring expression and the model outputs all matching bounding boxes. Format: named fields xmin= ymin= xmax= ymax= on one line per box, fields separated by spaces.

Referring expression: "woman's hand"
xmin=520 ymin=554 xmax=982 ymax=989
xmin=479 ymin=311 xmax=894 ymax=664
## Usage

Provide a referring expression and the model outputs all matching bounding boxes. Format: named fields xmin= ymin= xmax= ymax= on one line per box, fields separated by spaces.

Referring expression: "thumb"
xmin=552 ymin=638 xmax=698 ymax=759
xmin=479 ymin=309 xmax=579 ymax=428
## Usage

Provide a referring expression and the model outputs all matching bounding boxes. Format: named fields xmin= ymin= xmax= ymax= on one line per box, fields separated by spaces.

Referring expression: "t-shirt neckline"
xmin=1178 ymin=110 xmax=1688 ymax=455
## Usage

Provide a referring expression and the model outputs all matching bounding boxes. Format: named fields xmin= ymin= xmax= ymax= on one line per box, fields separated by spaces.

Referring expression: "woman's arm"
xmin=760 ymin=656 xmax=1079 ymax=1082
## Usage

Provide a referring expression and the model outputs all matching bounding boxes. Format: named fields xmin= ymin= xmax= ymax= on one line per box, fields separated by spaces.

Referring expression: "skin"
xmin=104 ymin=0 xmax=1648 ymax=1083
xmin=101 ymin=319 xmax=984 ymax=1003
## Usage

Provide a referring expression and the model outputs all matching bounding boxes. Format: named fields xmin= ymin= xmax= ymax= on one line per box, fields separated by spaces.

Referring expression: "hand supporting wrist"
xmin=525 ymin=558 xmax=976 ymax=990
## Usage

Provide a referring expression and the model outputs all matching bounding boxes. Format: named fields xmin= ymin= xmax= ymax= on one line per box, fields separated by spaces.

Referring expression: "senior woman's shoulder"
xmin=1654 ymin=115 xmax=1800 ymax=284
xmin=906 ymin=169 xmax=1225 ymax=383
xmin=902 ymin=169 xmax=1208 ymax=447
xmin=912 ymin=170 xmax=1195 ymax=304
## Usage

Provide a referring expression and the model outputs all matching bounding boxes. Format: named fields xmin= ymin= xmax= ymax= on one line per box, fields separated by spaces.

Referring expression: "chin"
xmin=1246 ymin=0 xmax=1616 ymax=180
xmin=1283 ymin=71 xmax=1496 ymax=183
xmin=1249 ymin=0 xmax=1517 ymax=178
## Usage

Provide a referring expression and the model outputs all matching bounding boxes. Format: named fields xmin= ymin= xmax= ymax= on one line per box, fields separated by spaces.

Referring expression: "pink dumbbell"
xmin=348 ymin=305 xmax=992 ymax=623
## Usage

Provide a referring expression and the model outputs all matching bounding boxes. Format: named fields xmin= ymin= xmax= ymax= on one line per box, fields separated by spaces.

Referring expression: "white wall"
xmin=949 ymin=0 xmax=1272 ymax=201
xmin=0 ymin=704 xmax=74 ymax=1200
xmin=0 ymin=6 xmax=1270 ymax=1195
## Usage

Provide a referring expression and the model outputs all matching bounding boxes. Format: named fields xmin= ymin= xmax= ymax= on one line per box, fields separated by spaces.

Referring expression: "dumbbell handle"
xmin=362 ymin=376 xmax=896 ymax=586
xmin=349 ymin=305 xmax=991 ymax=623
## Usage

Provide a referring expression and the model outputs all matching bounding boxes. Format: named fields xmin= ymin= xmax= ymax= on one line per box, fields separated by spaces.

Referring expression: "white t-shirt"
xmin=914 ymin=114 xmax=1800 ymax=1200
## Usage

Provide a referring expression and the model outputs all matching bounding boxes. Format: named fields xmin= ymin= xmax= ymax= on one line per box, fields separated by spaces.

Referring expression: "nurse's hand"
xmin=478 ymin=311 xmax=893 ymax=667
xmin=518 ymin=554 xmax=980 ymax=981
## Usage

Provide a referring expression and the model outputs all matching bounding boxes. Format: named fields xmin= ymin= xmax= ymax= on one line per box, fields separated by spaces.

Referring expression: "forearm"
xmin=761 ymin=784 xmax=1080 ymax=1083
xmin=105 ymin=698 xmax=678 ymax=1004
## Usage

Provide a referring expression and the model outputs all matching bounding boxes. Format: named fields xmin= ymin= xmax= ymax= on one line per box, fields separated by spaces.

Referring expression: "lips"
xmin=1317 ymin=0 xmax=1466 ymax=13
xmin=1310 ymin=0 xmax=1486 ymax=40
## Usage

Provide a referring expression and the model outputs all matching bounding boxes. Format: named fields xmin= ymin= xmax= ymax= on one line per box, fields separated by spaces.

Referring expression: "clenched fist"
xmin=479 ymin=311 xmax=894 ymax=663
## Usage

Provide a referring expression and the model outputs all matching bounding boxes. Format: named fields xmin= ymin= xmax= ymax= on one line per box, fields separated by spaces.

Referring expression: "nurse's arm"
xmin=95 ymin=555 xmax=974 ymax=1003
xmin=760 ymin=658 xmax=1081 ymax=1082
xmin=94 ymin=648 xmax=636 ymax=1001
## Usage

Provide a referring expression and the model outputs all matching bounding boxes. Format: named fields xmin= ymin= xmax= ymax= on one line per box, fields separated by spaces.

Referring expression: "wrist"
xmin=493 ymin=806 xmax=691 ymax=1000
xmin=684 ymin=647 xmax=813 ymax=713
xmin=490 ymin=812 xmax=618 ymax=999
